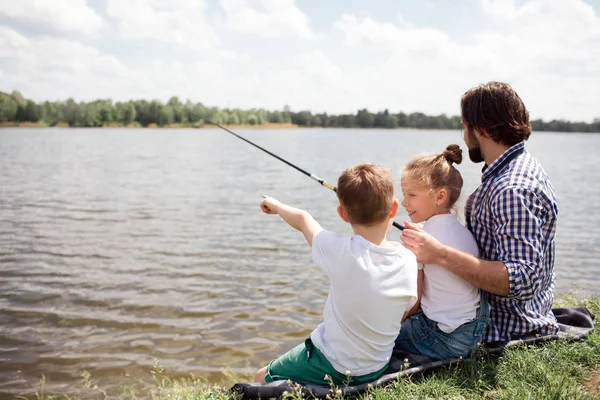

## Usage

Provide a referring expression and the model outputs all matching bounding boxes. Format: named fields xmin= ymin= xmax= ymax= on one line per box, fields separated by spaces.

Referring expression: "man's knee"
xmin=254 ymin=366 xmax=267 ymax=383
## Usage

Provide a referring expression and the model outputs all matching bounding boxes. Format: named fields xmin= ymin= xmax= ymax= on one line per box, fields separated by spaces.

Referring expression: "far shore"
xmin=0 ymin=121 xmax=299 ymax=129
xmin=0 ymin=122 xmax=442 ymax=131
xmin=2 ymin=121 xmax=598 ymax=134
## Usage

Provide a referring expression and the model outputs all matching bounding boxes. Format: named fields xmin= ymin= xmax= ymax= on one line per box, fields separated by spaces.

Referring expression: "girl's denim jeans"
xmin=394 ymin=292 xmax=491 ymax=360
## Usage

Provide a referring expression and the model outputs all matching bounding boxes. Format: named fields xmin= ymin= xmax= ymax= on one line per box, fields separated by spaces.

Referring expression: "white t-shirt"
xmin=310 ymin=229 xmax=418 ymax=376
xmin=420 ymin=213 xmax=481 ymax=333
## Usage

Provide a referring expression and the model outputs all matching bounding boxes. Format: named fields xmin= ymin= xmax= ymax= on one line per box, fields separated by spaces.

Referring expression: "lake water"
xmin=0 ymin=128 xmax=598 ymax=397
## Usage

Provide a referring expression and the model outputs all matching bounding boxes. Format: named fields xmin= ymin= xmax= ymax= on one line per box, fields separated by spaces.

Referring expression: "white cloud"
xmin=476 ymin=0 xmax=600 ymax=121
xmin=0 ymin=26 xmax=250 ymax=106
xmin=0 ymin=26 xmax=29 ymax=58
xmin=477 ymin=0 xmax=600 ymax=73
xmin=0 ymin=27 xmax=145 ymax=101
xmin=332 ymin=0 xmax=600 ymax=121
xmin=0 ymin=0 xmax=103 ymax=36
xmin=334 ymin=14 xmax=450 ymax=51
xmin=481 ymin=0 xmax=598 ymax=26
xmin=106 ymin=0 xmax=219 ymax=50
xmin=219 ymin=0 xmax=313 ymax=39
xmin=252 ymin=50 xmax=348 ymax=111
xmin=331 ymin=14 xmax=493 ymax=115
xmin=0 ymin=0 xmax=598 ymax=123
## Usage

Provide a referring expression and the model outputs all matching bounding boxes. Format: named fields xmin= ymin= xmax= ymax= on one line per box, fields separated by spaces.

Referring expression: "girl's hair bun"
xmin=443 ymin=144 xmax=462 ymax=165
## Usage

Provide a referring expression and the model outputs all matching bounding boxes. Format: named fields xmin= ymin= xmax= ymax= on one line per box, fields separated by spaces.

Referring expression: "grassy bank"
xmin=19 ymin=295 xmax=600 ymax=400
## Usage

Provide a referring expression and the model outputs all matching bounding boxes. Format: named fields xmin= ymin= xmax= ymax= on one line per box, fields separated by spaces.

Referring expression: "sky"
xmin=0 ymin=0 xmax=599 ymax=122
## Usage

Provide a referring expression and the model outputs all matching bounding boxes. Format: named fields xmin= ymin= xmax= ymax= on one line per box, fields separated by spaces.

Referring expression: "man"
xmin=401 ymin=81 xmax=559 ymax=343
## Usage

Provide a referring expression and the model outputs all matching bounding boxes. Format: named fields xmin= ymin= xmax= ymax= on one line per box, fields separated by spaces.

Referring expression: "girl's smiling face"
xmin=401 ymin=177 xmax=441 ymax=223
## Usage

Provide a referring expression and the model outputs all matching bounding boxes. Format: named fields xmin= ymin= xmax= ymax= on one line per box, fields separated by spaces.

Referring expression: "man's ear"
xmin=474 ymin=127 xmax=489 ymax=140
xmin=337 ymin=204 xmax=351 ymax=223
xmin=389 ymin=198 xmax=399 ymax=218
xmin=436 ymin=189 xmax=448 ymax=207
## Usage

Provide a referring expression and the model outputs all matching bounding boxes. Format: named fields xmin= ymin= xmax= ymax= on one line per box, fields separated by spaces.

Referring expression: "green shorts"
xmin=265 ymin=338 xmax=388 ymax=386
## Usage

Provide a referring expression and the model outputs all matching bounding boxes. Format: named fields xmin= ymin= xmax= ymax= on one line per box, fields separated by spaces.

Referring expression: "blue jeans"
xmin=394 ymin=293 xmax=491 ymax=360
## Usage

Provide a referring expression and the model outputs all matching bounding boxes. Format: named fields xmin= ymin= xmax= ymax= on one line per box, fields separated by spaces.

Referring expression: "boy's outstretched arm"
xmin=260 ymin=195 xmax=322 ymax=246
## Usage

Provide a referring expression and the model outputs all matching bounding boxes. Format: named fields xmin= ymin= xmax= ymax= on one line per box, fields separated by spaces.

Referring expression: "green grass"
xmin=18 ymin=296 xmax=600 ymax=400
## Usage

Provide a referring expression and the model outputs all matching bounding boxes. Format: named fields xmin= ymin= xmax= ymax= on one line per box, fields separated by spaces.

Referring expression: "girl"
xmin=396 ymin=144 xmax=490 ymax=360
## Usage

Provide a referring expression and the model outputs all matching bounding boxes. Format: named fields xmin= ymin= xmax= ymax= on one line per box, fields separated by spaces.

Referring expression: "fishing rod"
xmin=199 ymin=116 xmax=404 ymax=231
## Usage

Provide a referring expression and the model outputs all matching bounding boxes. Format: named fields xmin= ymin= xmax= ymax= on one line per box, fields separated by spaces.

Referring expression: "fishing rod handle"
xmin=309 ymin=174 xmax=336 ymax=192
xmin=392 ymin=221 xmax=404 ymax=231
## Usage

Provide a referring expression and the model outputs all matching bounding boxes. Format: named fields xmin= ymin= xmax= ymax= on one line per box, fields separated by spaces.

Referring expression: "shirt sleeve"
xmin=311 ymin=229 xmax=340 ymax=278
xmin=491 ymin=186 xmax=548 ymax=300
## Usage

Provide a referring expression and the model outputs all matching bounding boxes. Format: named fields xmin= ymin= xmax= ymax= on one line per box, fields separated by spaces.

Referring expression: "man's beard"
xmin=468 ymin=147 xmax=484 ymax=163
xmin=467 ymin=129 xmax=484 ymax=163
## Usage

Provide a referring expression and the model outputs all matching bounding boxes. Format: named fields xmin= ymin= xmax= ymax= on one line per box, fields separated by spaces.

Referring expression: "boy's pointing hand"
xmin=260 ymin=195 xmax=281 ymax=215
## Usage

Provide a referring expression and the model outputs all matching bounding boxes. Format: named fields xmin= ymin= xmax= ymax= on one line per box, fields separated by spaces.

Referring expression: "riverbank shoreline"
xmin=3 ymin=123 xmax=600 ymax=134
xmin=15 ymin=295 xmax=600 ymax=400
xmin=0 ymin=121 xmax=299 ymax=129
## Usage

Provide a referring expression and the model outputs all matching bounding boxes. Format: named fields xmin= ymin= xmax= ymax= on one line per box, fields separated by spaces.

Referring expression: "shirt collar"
xmin=481 ymin=142 xmax=525 ymax=182
xmin=426 ymin=213 xmax=457 ymax=224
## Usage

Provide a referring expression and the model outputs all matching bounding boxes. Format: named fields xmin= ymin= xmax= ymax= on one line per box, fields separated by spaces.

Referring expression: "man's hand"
xmin=401 ymin=221 xmax=447 ymax=265
xmin=403 ymin=222 xmax=510 ymax=295
xmin=260 ymin=195 xmax=281 ymax=215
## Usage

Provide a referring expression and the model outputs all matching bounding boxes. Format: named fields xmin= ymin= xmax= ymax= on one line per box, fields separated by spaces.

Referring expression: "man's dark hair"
xmin=461 ymin=82 xmax=531 ymax=146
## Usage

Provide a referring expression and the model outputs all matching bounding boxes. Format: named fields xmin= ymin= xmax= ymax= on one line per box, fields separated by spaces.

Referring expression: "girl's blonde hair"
xmin=402 ymin=144 xmax=464 ymax=209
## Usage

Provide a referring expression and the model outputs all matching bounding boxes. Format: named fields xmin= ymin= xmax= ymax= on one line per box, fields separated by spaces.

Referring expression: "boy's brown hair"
xmin=337 ymin=163 xmax=394 ymax=225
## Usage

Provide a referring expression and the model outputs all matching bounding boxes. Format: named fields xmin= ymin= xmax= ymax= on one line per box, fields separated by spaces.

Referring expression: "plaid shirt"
xmin=465 ymin=142 xmax=559 ymax=343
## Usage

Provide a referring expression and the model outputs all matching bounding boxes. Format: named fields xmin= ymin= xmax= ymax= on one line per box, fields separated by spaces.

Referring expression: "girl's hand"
xmin=260 ymin=195 xmax=281 ymax=215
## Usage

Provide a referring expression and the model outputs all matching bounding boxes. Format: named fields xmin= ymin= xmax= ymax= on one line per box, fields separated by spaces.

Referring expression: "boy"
xmin=254 ymin=163 xmax=418 ymax=385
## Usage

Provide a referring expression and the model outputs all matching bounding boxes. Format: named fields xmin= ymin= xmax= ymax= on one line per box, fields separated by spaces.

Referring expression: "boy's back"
xmin=254 ymin=163 xmax=417 ymax=386
xmin=311 ymin=230 xmax=418 ymax=375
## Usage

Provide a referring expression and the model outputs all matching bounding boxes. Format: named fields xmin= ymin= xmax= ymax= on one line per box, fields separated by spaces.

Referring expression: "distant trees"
xmin=0 ymin=90 xmax=598 ymax=133
xmin=286 ymin=109 xmax=464 ymax=130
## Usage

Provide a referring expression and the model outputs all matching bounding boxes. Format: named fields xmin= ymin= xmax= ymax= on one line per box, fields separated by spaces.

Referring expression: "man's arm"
xmin=401 ymin=222 xmax=510 ymax=296
xmin=488 ymin=187 xmax=552 ymax=300
xmin=438 ymin=244 xmax=509 ymax=296
xmin=402 ymin=184 xmax=553 ymax=299
xmin=260 ymin=195 xmax=322 ymax=246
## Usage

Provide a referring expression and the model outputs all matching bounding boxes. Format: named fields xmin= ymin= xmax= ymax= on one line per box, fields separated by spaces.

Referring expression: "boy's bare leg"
xmin=254 ymin=366 xmax=267 ymax=382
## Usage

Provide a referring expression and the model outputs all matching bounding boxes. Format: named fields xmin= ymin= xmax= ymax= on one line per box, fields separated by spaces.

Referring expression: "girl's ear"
xmin=436 ymin=188 xmax=448 ymax=207
xmin=337 ymin=204 xmax=351 ymax=223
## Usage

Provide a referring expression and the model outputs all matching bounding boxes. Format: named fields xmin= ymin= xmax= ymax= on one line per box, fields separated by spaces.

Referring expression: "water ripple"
xmin=0 ymin=128 xmax=598 ymax=397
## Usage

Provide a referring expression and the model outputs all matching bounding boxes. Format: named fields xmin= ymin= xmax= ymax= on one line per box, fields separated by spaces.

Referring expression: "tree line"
xmin=1 ymin=90 xmax=599 ymax=133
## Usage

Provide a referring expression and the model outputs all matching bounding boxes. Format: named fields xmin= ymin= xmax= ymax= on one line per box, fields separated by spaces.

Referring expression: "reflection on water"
xmin=0 ymin=128 xmax=598 ymax=396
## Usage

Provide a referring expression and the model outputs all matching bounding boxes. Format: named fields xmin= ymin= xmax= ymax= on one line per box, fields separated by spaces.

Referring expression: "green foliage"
xmin=247 ymin=114 xmax=258 ymax=125
xmin=121 ymin=102 xmax=137 ymax=126
xmin=268 ymin=111 xmax=284 ymax=124
xmin=357 ymin=108 xmax=375 ymax=128
xmin=227 ymin=112 xmax=240 ymax=125
xmin=290 ymin=111 xmax=312 ymax=126
xmin=0 ymin=90 xmax=599 ymax=132
xmin=0 ymin=92 xmax=19 ymax=121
